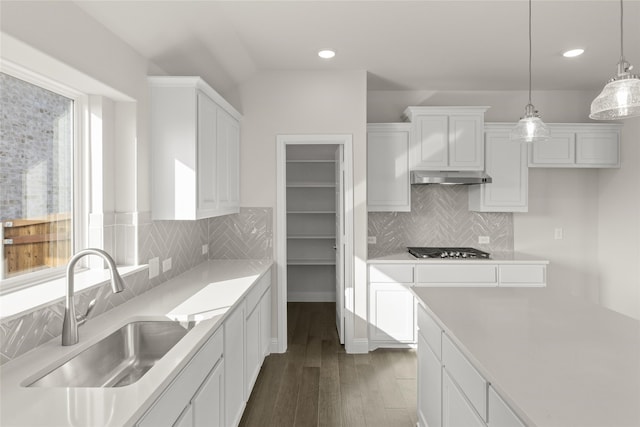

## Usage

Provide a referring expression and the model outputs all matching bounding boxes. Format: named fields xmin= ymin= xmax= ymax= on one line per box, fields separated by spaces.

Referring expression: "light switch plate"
xmin=202 ymin=244 xmax=209 ymax=255
xmin=149 ymin=257 xmax=159 ymax=279
xmin=368 ymin=236 xmax=377 ymax=244
xmin=478 ymin=236 xmax=490 ymax=244
xmin=162 ymin=258 xmax=172 ymax=272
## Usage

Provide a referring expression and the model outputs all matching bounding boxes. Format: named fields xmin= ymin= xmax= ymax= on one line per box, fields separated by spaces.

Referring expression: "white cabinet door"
xmin=404 ymin=107 xmax=488 ymax=171
xmin=469 ymin=128 xmax=528 ymax=213
xmin=260 ymin=288 xmax=272 ymax=357
xmin=487 ymin=386 xmax=526 ymax=427
xmin=216 ymin=107 xmax=240 ymax=213
xmin=224 ymin=304 xmax=245 ymax=427
xmin=415 ymin=115 xmax=449 ymax=169
xmin=192 ymin=360 xmax=225 ymax=427
xmin=576 ymin=131 xmax=619 ymax=167
xmin=448 ymin=115 xmax=483 ymax=170
xmin=369 ymin=283 xmax=416 ymax=344
xmin=528 ymin=124 xmax=621 ymax=168
xmin=367 ymin=124 xmax=411 ymax=212
xmin=442 ymin=370 xmax=486 ymax=427
xmin=418 ymin=332 xmax=442 ymax=427
xmin=173 ymin=404 xmax=194 ymax=427
xmin=530 ymin=132 xmax=575 ymax=165
xmin=245 ymin=305 xmax=261 ymax=399
xmin=197 ymin=91 xmax=219 ymax=216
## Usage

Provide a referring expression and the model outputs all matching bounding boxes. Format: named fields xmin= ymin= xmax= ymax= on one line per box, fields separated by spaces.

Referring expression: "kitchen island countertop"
xmin=412 ymin=286 xmax=640 ymax=427
xmin=0 ymin=259 xmax=272 ymax=427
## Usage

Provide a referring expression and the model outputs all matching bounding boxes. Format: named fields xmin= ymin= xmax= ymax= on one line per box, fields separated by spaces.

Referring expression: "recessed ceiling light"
xmin=318 ymin=49 xmax=336 ymax=59
xmin=563 ymin=48 xmax=585 ymax=58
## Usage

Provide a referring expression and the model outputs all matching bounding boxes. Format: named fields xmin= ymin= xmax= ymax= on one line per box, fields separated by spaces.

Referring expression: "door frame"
xmin=275 ymin=134 xmax=354 ymax=354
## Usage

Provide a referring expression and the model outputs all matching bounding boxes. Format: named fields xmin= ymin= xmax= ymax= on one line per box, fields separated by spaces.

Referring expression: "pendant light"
xmin=511 ymin=0 xmax=549 ymax=142
xmin=590 ymin=0 xmax=640 ymax=120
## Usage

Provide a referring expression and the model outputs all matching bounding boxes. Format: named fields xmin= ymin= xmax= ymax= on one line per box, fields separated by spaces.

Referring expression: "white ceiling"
xmin=75 ymin=1 xmax=640 ymax=92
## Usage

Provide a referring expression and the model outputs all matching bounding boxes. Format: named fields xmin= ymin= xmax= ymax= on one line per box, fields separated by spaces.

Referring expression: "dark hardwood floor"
xmin=239 ymin=302 xmax=417 ymax=427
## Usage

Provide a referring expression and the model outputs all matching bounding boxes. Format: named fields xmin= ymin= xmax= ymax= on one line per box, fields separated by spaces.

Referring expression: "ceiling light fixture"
xmin=563 ymin=48 xmax=585 ymax=58
xmin=511 ymin=0 xmax=549 ymax=143
xmin=318 ymin=49 xmax=336 ymax=59
xmin=590 ymin=0 xmax=640 ymax=120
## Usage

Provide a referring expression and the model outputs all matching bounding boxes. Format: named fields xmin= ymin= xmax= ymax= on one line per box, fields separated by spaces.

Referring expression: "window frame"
xmin=0 ymin=60 xmax=89 ymax=295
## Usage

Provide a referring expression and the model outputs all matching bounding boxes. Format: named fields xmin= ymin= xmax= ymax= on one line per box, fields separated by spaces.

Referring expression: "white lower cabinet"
xmin=260 ymin=287 xmax=272 ymax=357
xmin=224 ymin=303 xmax=246 ymax=427
xmin=418 ymin=332 xmax=442 ymax=427
xmin=488 ymin=386 xmax=526 ymax=427
xmin=137 ymin=329 xmax=224 ymax=427
xmin=245 ymin=303 xmax=261 ymax=398
xmin=416 ymin=305 xmax=529 ymax=427
xmin=192 ymin=359 xmax=225 ymax=427
xmin=369 ymin=282 xmax=416 ymax=347
xmin=442 ymin=370 xmax=486 ymax=427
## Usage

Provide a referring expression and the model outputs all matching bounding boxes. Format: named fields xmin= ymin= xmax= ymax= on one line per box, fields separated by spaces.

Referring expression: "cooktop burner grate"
xmin=407 ymin=247 xmax=491 ymax=259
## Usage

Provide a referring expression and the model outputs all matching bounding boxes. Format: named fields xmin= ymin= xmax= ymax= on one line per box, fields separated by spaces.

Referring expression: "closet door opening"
xmin=276 ymin=136 xmax=353 ymax=352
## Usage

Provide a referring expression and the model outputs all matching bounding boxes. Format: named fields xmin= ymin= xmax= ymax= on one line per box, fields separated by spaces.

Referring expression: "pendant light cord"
xmin=620 ymin=0 xmax=624 ymax=61
xmin=528 ymin=0 xmax=532 ymax=105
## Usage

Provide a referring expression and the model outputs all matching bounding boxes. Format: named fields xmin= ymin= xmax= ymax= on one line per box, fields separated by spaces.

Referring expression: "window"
xmin=0 ymin=67 xmax=85 ymax=292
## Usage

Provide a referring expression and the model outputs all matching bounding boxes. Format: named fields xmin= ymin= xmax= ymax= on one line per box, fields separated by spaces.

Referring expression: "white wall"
xmin=368 ymin=89 xmax=640 ymax=318
xmin=239 ymin=70 xmax=369 ymax=344
xmin=597 ymin=117 xmax=640 ymax=320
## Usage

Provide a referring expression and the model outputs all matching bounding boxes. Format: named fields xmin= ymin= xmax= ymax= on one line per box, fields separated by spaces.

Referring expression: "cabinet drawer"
xmin=499 ymin=265 xmax=546 ymax=287
xmin=138 ymin=328 xmax=224 ymax=427
xmin=369 ymin=264 xmax=414 ymax=283
xmin=416 ymin=265 xmax=497 ymax=285
xmin=488 ymin=386 xmax=526 ymax=427
xmin=246 ymin=272 xmax=271 ymax=316
xmin=417 ymin=304 xmax=443 ymax=360
xmin=442 ymin=334 xmax=488 ymax=421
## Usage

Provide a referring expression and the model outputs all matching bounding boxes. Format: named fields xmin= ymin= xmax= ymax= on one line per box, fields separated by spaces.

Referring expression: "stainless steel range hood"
xmin=410 ymin=170 xmax=492 ymax=185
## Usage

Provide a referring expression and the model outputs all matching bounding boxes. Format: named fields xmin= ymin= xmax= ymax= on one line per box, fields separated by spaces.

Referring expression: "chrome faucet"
xmin=62 ymin=248 xmax=125 ymax=346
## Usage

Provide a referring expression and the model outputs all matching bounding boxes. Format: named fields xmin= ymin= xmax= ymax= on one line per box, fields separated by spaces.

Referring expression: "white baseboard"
xmin=269 ymin=338 xmax=282 ymax=354
xmin=287 ymin=291 xmax=336 ymax=302
xmin=346 ymin=338 xmax=369 ymax=354
xmin=369 ymin=341 xmax=417 ymax=351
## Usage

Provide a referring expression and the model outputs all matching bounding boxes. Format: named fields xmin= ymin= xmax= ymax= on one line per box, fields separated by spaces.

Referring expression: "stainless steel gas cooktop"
xmin=407 ymin=247 xmax=490 ymax=259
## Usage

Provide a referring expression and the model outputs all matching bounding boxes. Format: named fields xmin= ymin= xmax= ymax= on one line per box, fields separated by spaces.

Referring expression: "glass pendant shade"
xmin=511 ymin=104 xmax=550 ymax=143
xmin=589 ymin=73 xmax=640 ymax=120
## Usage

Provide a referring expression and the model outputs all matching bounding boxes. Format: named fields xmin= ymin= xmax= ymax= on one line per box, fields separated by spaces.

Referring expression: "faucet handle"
xmin=77 ymin=298 xmax=97 ymax=326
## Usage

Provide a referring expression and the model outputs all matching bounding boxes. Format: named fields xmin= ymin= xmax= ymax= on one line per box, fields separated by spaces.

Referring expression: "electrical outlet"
xmin=554 ymin=228 xmax=564 ymax=240
xmin=478 ymin=236 xmax=490 ymax=244
xmin=368 ymin=236 xmax=377 ymax=244
xmin=202 ymin=244 xmax=209 ymax=255
xmin=162 ymin=257 xmax=172 ymax=272
xmin=149 ymin=257 xmax=159 ymax=279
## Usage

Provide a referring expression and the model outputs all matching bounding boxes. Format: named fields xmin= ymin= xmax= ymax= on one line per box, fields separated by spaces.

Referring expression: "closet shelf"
xmin=287 ymin=210 xmax=335 ymax=214
xmin=286 ymin=182 xmax=336 ymax=188
xmin=288 ymin=259 xmax=336 ymax=266
xmin=287 ymin=235 xmax=336 ymax=240
xmin=286 ymin=160 xmax=336 ymax=164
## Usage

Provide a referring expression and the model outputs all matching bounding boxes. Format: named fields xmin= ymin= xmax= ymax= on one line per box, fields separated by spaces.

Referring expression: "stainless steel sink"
xmin=28 ymin=321 xmax=192 ymax=388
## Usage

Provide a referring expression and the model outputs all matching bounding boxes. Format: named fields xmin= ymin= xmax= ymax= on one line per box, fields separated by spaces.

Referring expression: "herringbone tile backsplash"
xmin=368 ymin=185 xmax=513 ymax=258
xmin=1 ymin=207 xmax=273 ymax=365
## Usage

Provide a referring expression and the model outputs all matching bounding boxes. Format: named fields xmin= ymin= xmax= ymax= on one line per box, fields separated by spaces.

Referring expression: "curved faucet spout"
xmin=62 ymin=249 xmax=125 ymax=346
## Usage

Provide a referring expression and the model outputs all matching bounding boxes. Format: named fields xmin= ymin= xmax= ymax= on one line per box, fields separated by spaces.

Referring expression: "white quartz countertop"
xmin=411 ymin=287 xmax=640 ymax=427
xmin=0 ymin=259 xmax=272 ymax=427
xmin=369 ymin=251 xmax=550 ymax=263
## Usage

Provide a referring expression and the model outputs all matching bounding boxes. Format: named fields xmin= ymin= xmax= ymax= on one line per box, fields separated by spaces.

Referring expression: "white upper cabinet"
xmin=469 ymin=124 xmax=528 ymax=213
xmin=529 ymin=123 xmax=621 ymax=168
xmin=149 ymin=76 xmax=241 ymax=220
xmin=367 ymin=123 xmax=411 ymax=212
xmin=404 ymin=107 xmax=489 ymax=171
